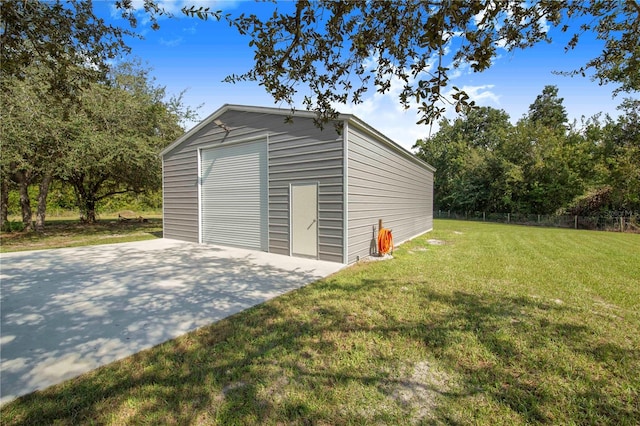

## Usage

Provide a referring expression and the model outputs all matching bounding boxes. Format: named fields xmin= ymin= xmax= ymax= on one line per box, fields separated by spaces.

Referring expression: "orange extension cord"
xmin=377 ymin=228 xmax=394 ymax=255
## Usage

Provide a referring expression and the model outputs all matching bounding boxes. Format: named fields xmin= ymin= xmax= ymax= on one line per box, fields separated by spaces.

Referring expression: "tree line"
xmin=2 ymin=1 xmax=638 ymax=231
xmin=0 ymin=62 xmax=192 ymax=231
xmin=415 ymin=86 xmax=640 ymax=216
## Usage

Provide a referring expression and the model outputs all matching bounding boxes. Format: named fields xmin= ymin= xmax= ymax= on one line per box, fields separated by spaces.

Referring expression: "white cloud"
xmin=305 ymin=53 xmax=443 ymax=150
xmin=331 ymin=83 xmax=502 ymax=151
xmin=109 ymin=1 xmax=240 ymax=26
xmin=339 ymin=95 xmax=429 ymax=151
xmin=159 ymin=36 xmax=184 ymax=47
xmin=452 ymin=84 xmax=500 ymax=105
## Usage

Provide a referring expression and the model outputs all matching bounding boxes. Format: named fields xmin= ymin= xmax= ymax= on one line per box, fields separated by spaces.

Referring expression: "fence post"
xmin=574 ymin=215 xmax=578 ymax=229
xmin=538 ymin=214 xmax=540 ymax=223
xmin=483 ymin=212 xmax=486 ymax=221
xmin=507 ymin=213 xmax=510 ymax=223
xmin=621 ymin=216 xmax=624 ymax=232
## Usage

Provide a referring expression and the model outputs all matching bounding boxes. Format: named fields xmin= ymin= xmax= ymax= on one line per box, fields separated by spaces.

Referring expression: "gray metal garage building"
xmin=161 ymin=104 xmax=434 ymax=264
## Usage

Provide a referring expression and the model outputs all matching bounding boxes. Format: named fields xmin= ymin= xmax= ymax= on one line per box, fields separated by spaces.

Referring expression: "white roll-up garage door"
xmin=200 ymin=140 xmax=268 ymax=251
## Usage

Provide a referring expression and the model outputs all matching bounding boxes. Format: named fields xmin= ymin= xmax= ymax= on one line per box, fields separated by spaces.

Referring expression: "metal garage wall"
xmin=200 ymin=141 xmax=268 ymax=251
xmin=163 ymin=149 xmax=200 ymax=242
xmin=346 ymin=122 xmax=434 ymax=264
xmin=162 ymin=105 xmax=345 ymax=263
xmin=268 ymin=119 xmax=345 ymax=263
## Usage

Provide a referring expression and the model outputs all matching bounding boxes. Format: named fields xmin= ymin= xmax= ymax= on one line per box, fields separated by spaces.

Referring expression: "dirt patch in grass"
xmin=391 ymin=360 xmax=453 ymax=424
xmin=426 ymin=239 xmax=447 ymax=245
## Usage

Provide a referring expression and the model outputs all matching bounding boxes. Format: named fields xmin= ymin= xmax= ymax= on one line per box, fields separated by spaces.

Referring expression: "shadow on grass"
xmin=2 ymin=275 xmax=638 ymax=424
xmin=1 ymin=219 xmax=164 ymax=253
xmin=418 ymin=290 xmax=638 ymax=424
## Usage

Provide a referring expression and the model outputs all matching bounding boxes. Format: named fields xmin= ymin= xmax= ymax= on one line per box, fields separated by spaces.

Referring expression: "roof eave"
xmin=161 ymin=104 xmax=436 ymax=173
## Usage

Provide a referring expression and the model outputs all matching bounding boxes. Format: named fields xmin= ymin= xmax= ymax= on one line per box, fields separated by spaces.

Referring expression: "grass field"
xmin=0 ymin=215 xmax=162 ymax=253
xmin=1 ymin=220 xmax=639 ymax=424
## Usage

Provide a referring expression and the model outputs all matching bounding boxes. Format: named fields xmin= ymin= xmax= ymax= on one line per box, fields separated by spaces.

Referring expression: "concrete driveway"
xmin=0 ymin=239 xmax=344 ymax=406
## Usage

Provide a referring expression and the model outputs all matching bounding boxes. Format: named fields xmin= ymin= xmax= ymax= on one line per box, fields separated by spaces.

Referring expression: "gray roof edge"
xmin=160 ymin=104 xmax=325 ymax=157
xmin=161 ymin=104 xmax=436 ymax=173
xmin=160 ymin=103 xmax=233 ymax=157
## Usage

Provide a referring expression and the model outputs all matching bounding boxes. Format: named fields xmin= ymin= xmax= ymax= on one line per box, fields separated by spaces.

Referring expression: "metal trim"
xmin=197 ymin=148 xmax=203 ymax=244
xmin=197 ymin=134 xmax=269 ymax=153
xmin=343 ymin=119 xmax=349 ymax=264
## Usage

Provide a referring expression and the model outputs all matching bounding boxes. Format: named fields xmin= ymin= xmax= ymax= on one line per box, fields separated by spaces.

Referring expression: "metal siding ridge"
xmin=264 ymin=133 xmax=270 ymax=252
xmin=345 ymin=118 xmax=435 ymax=173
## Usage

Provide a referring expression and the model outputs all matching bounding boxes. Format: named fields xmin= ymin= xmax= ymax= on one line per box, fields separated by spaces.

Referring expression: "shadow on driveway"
xmin=0 ymin=239 xmax=344 ymax=405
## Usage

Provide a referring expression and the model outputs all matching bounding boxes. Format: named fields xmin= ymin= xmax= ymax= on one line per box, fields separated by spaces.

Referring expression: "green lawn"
xmin=0 ymin=215 xmax=162 ymax=253
xmin=2 ymin=220 xmax=639 ymax=425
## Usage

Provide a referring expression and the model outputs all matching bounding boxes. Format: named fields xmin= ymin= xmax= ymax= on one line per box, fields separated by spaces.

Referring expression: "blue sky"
xmin=96 ymin=1 xmax=630 ymax=151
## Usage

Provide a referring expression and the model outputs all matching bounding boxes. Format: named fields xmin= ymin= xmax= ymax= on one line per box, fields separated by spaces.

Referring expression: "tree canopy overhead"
xmin=3 ymin=1 xmax=637 ymax=125
xmin=216 ymin=0 xmax=639 ymax=125
xmin=0 ymin=0 xmax=135 ymax=99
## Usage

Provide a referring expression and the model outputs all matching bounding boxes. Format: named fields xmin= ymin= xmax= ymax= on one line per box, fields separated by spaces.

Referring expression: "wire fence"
xmin=434 ymin=210 xmax=640 ymax=233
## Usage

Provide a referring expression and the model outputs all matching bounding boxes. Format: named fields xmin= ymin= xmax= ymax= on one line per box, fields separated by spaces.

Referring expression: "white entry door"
xmin=291 ymin=183 xmax=318 ymax=258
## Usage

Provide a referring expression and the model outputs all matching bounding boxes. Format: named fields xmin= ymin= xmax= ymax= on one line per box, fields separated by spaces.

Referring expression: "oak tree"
xmin=214 ymin=0 xmax=639 ymax=125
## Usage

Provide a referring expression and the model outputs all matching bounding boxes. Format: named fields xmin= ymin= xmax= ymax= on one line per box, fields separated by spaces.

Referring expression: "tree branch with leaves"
xmin=184 ymin=0 xmax=638 ymax=126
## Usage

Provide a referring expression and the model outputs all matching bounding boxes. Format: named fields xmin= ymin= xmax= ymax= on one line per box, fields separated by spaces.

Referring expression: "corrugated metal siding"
xmin=162 ymin=112 xmax=269 ymax=243
xmin=163 ymin=149 xmax=199 ymax=242
xmin=268 ymin=119 xmax=345 ymax=263
xmin=162 ymin=108 xmax=345 ymax=263
xmin=347 ymin=124 xmax=433 ymax=263
xmin=200 ymin=141 xmax=267 ymax=250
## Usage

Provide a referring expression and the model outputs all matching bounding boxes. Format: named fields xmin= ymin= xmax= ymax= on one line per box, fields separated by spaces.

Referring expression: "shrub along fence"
xmin=434 ymin=210 xmax=640 ymax=233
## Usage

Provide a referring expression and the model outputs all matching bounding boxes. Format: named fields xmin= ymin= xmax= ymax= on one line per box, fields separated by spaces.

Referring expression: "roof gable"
xmin=160 ymin=104 xmax=434 ymax=172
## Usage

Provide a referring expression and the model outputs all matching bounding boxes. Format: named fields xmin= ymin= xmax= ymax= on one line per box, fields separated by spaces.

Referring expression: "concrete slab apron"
xmin=0 ymin=239 xmax=344 ymax=406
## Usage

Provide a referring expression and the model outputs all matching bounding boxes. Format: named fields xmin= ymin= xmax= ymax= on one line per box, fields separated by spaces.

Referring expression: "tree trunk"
xmin=0 ymin=176 xmax=9 ymax=232
xmin=15 ymin=170 xmax=33 ymax=232
xmin=84 ymin=197 xmax=97 ymax=223
xmin=73 ymin=183 xmax=97 ymax=223
xmin=35 ymin=171 xmax=53 ymax=232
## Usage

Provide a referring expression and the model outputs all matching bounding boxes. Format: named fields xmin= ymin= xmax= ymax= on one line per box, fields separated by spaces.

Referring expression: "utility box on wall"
xmin=161 ymin=104 xmax=435 ymax=264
